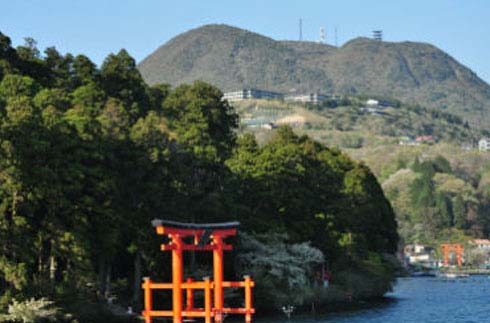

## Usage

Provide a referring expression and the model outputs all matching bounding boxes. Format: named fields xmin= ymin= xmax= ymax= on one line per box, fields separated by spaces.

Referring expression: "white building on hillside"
xmin=470 ymin=239 xmax=490 ymax=250
xmin=285 ymin=92 xmax=328 ymax=104
xmin=366 ymin=99 xmax=379 ymax=106
xmin=223 ymin=89 xmax=283 ymax=102
xmin=479 ymin=138 xmax=490 ymax=151
xmin=403 ymin=244 xmax=436 ymax=265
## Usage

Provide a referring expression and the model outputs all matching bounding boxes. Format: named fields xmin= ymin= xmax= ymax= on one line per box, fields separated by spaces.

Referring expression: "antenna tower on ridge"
xmin=334 ymin=26 xmax=338 ymax=47
xmin=319 ymin=27 xmax=325 ymax=43
xmin=299 ymin=18 xmax=303 ymax=41
xmin=373 ymin=30 xmax=383 ymax=41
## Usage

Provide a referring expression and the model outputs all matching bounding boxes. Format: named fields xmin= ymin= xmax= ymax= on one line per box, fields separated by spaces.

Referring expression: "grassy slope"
xmin=233 ymin=98 xmax=481 ymax=148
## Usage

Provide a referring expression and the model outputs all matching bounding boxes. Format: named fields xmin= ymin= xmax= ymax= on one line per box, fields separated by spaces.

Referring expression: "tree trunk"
xmin=98 ymin=257 xmax=106 ymax=298
xmin=49 ymin=255 xmax=56 ymax=281
xmin=105 ymin=264 xmax=112 ymax=299
xmin=132 ymin=251 xmax=142 ymax=307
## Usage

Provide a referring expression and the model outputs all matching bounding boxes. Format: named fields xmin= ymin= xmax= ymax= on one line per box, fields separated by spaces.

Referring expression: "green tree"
xmin=100 ymin=49 xmax=150 ymax=121
xmin=32 ymin=88 xmax=70 ymax=111
xmin=15 ymin=38 xmax=50 ymax=86
xmin=43 ymin=47 xmax=74 ymax=89
xmin=72 ymin=54 xmax=98 ymax=86
xmin=435 ymin=192 xmax=452 ymax=227
xmin=410 ymin=171 xmax=435 ymax=210
xmin=433 ymin=155 xmax=452 ymax=174
xmin=0 ymin=74 xmax=39 ymax=99
xmin=70 ymin=82 xmax=106 ymax=119
xmin=453 ymin=195 xmax=467 ymax=229
xmin=163 ymin=81 xmax=238 ymax=224
xmin=164 ymin=81 xmax=238 ymax=162
xmin=149 ymin=83 xmax=171 ymax=111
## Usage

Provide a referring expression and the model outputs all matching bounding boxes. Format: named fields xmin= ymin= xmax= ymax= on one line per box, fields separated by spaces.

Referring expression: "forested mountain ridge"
xmin=0 ymin=31 xmax=399 ymax=321
xmin=138 ymin=24 xmax=490 ymax=128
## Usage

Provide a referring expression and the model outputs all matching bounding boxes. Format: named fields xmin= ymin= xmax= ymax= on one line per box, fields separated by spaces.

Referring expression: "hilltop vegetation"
xmin=0 ymin=31 xmax=399 ymax=321
xmin=138 ymin=24 xmax=490 ymax=128
xmin=233 ymin=97 xmax=482 ymax=147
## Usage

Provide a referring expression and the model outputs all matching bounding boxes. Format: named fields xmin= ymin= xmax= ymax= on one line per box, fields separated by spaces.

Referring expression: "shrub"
xmin=0 ymin=298 xmax=59 ymax=323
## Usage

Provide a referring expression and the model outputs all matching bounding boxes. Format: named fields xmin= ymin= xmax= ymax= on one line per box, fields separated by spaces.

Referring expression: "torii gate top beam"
xmin=151 ymin=219 xmax=239 ymax=251
xmin=151 ymin=219 xmax=240 ymax=230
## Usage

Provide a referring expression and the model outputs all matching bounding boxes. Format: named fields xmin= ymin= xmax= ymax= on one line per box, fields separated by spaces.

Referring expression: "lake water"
xmin=257 ymin=276 xmax=490 ymax=323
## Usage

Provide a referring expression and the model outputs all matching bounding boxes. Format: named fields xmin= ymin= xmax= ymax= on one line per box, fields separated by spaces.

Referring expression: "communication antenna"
xmin=373 ymin=30 xmax=383 ymax=41
xmin=299 ymin=18 xmax=303 ymax=41
xmin=319 ymin=27 xmax=325 ymax=43
xmin=334 ymin=26 xmax=338 ymax=47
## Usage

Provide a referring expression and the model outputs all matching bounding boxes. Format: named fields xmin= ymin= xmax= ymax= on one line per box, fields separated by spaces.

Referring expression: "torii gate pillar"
xmin=171 ymin=234 xmax=184 ymax=323
xmin=213 ymin=235 xmax=224 ymax=322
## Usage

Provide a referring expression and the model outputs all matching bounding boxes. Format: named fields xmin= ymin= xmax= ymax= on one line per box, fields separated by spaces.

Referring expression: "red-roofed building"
xmin=415 ymin=135 xmax=435 ymax=143
xmin=469 ymin=239 xmax=490 ymax=250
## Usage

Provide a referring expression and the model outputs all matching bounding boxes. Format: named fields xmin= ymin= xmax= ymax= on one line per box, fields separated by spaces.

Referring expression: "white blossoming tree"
xmin=236 ymin=232 xmax=325 ymax=308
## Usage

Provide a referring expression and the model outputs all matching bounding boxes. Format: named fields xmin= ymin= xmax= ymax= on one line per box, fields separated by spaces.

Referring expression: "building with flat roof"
xmin=223 ymin=89 xmax=283 ymax=102
xmin=284 ymin=92 xmax=328 ymax=104
xmin=470 ymin=239 xmax=490 ymax=249
xmin=403 ymin=244 xmax=436 ymax=266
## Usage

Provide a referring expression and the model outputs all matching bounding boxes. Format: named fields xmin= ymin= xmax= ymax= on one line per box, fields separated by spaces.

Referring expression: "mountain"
xmin=138 ymin=24 xmax=490 ymax=127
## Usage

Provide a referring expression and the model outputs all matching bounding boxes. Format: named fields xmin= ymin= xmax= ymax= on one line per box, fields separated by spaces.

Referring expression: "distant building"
xmin=416 ymin=135 xmax=435 ymax=144
xmin=470 ymin=239 xmax=490 ymax=250
xmin=261 ymin=122 xmax=277 ymax=130
xmin=366 ymin=98 xmax=394 ymax=107
xmin=478 ymin=138 xmax=490 ymax=151
xmin=461 ymin=143 xmax=473 ymax=151
xmin=409 ymin=253 xmax=432 ymax=263
xmin=404 ymin=244 xmax=436 ymax=265
xmin=362 ymin=98 xmax=394 ymax=115
xmin=223 ymin=89 xmax=283 ymax=102
xmin=399 ymin=136 xmax=418 ymax=146
xmin=285 ymin=92 xmax=328 ymax=104
xmin=405 ymin=244 xmax=431 ymax=254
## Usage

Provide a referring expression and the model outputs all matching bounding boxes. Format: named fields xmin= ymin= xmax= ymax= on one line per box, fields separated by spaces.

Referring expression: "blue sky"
xmin=2 ymin=0 xmax=489 ymax=83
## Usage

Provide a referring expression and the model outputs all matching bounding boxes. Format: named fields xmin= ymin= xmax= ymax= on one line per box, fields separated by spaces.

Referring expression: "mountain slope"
xmin=138 ymin=24 xmax=490 ymax=127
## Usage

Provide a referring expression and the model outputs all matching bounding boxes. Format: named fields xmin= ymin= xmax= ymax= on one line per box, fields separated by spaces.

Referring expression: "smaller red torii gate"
xmin=440 ymin=243 xmax=464 ymax=267
xmin=142 ymin=219 xmax=255 ymax=323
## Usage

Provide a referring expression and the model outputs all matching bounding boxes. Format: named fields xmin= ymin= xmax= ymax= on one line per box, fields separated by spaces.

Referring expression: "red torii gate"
xmin=142 ymin=219 xmax=255 ymax=323
xmin=440 ymin=243 xmax=464 ymax=267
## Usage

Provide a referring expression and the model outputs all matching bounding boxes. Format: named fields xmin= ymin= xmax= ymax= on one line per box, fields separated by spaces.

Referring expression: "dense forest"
xmin=375 ymin=147 xmax=490 ymax=248
xmin=0 ymin=32 xmax=398 ymax=322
